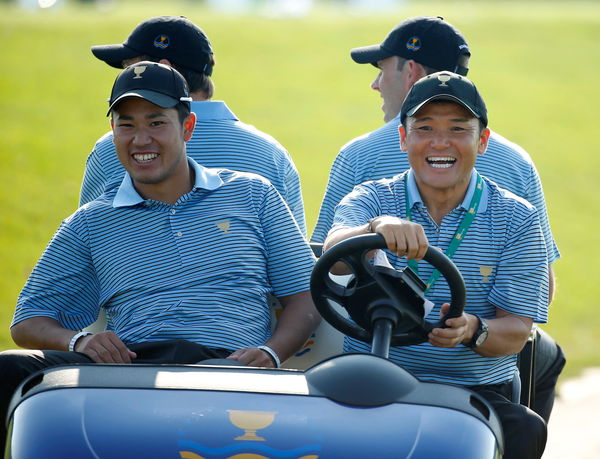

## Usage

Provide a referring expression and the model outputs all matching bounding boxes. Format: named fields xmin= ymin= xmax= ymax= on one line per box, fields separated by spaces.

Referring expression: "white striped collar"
xmin=406 ymin=168 xmax=489 ymax=214
xmin=113 ymin=158 xmax=223 ymax=208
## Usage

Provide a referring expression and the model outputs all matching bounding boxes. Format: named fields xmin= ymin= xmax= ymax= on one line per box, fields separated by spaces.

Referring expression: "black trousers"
xmin=0 ymin=340 xmax=232 ymax=454
xmin=471 ymin=382 xmax=547 ymax=459
xmin=531 ymin=328 xmax=566 ymax=422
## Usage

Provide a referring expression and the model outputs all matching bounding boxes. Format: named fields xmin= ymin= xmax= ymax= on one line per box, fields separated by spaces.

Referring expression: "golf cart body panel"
xmin=7 ymin=355 xmax=502 ymax=458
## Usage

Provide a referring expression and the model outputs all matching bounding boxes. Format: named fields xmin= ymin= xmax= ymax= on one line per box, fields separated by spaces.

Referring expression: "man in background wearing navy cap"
xmin=83 ymin=15 xmax=307 ymax=235
xmin=325 ymin=71 xmax=548 ymax=459
xmin=0 ymin=62 xmax=320 ymax=452
xmin=312 ymin=15 xmax=564 ymax=424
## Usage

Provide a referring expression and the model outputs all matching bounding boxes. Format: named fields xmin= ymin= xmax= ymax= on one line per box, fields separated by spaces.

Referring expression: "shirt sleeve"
xmin=283 ymin=158 xmax=307 ymax=237
xmin=311 ymin=152 xmax=359 ymax=243
xmin=13 ymin=217 xmax=102 ymax=330
xmin=487 ymin=205 xmax=549 ymax=323
xmin=523 ymin=163 xmax=560 ymax=264
xmin=79 ymin=145 xmax=107 ymax=207
xmin=79 ymin=133 xmax=125 ymax=206
xmin=329 ymin=182 xmax=383 ymax=235
xmin=258 ymin=183 xmax=315 ymax=298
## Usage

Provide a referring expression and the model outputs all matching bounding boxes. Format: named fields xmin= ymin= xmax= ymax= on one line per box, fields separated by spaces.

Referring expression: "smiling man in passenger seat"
xmin=0 ymin=62 xmax=320 ymax=453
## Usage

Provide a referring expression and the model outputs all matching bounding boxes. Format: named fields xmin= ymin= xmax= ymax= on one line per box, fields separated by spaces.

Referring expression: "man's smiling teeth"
xmin=133 ymin=153 xmax=158 ymax=163
xmin=427 ymin=157 xmax=456 ymax=169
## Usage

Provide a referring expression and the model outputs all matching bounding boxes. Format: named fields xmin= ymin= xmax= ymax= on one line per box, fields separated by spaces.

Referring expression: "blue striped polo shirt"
xmin=311 ymin=115 xmax=559 ymax=265
xmin=80 ymin=100 xmax=307 ymax=235
xmin=15 ymin=159 xmax=315 ymax=351
xmin=331 ymin=169 xmax=549 ymax=386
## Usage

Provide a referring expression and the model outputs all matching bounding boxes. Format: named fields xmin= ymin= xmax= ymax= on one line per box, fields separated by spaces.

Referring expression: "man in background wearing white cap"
xmin=83 ymin=15 xmax=307 ymax=235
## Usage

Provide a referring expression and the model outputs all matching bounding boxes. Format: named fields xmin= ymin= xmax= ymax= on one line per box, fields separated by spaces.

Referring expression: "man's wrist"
xmin=69 ymin=331 xmax=92 ymax=352
xmin=464 ymin=315 xmax=489 ymax=348
xmin=367 ymin=217 xmax=380 ymax=233
xmin=256 ymin=345 xmax=280 ymax=368
xmin=462 ymin=314 xmax=477 ymax=345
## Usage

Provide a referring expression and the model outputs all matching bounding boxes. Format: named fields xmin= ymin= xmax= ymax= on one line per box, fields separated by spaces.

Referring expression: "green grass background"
xmin=1 ymin=0 xmax=598 ymax=379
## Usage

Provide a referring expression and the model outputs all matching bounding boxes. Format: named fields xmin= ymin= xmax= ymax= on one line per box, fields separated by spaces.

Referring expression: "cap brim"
xmin=92 ymin=44 xmax=141 ymax=69
xmin=107 ymin=90 xmax=179 ymax=116
xmin=350 ymin=44 xmax=394 ymax=65
xmin=407 ymin=94 xmax=481 ymax=120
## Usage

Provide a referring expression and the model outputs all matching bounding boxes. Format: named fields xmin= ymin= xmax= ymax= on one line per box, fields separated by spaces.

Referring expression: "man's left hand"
xmin=428 ymin=303 xmax=472 ymax=348
xmin=227 ymin=347 xmax=276 ymax=368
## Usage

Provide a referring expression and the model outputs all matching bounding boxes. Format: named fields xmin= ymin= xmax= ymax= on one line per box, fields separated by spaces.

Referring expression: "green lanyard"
xmin=405 ymin=172 xmax=484 ymax=293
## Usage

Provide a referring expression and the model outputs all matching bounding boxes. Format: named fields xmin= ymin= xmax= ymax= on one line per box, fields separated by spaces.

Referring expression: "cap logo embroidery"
xmin=132 ymin=65 xmax=147 ymax=79
xmin=406 ymin=36 xmax=422 ymax=52
xmin=437 ymin=73 xmax=451 ymax=87
xmin=216 ymin=221 xmax=230 ymax=234
xmin=154 ymin=34 xmax=170 ymax=49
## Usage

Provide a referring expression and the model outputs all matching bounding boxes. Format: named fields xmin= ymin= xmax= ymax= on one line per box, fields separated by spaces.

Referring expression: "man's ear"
xmin=399 ymin=124 xmax=408 ymax=151
xmin=404 ymin=60 xmax=428 ymax=89
xmin=478 ymin=127 xmax=491 ymax=156
xmin=183 ymin=112 xmax=196 ymax=141
xmin=158 ymin=58 xmax=173 ymax=67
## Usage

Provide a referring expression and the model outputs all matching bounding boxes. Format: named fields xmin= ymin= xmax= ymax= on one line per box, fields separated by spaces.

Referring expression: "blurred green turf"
xmin=0 ymin=0 xmax=598 ymax=379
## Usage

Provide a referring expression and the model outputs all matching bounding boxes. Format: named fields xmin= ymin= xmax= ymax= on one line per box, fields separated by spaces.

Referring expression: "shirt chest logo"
xmin=480 ymin=266 xmax=493 ymax=282
xmin=216 ymin=221 xmax=230 ymax=234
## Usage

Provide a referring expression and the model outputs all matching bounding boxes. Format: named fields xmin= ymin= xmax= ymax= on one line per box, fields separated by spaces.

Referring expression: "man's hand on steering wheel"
xmin=369 ymin=216 xmax=429 ymax=261
xmin=428 ymin=303 xmax=471 ymax=348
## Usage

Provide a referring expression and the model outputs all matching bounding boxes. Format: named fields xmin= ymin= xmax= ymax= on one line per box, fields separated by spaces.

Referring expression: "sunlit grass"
xmin=1 ymin=0 xmax=599 ymax=379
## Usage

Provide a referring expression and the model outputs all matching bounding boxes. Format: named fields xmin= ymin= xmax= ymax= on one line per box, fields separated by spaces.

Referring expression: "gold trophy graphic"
xmin=480 ymin=266 xmax=493 ymax=282
xmin=227 ymin=410 xmax=277 ymax=442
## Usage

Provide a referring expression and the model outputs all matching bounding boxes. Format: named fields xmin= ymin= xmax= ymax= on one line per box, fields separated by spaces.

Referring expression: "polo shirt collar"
xmin=406 ymin=168 xmax=488 ymax=214
xmin=113 ymin=157 xmax=223 ymax=208
xmin=390 ymin=113 xmax=401 ymax=125
xmin=191 ymin=100 xmax=238 ymax=121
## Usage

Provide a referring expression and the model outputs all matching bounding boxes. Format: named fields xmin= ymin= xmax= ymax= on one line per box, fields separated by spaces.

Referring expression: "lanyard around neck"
xmin=405 ymin=172 xmax=484 ymax=293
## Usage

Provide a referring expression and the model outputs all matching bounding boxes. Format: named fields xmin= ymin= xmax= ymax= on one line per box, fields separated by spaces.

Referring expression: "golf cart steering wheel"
xmin=311 ymin=234 xmax=466 ymax=347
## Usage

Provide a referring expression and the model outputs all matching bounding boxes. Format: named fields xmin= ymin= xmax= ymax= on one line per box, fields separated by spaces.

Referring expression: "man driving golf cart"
xmin=323 ymin=71 xmax=548 ymax=459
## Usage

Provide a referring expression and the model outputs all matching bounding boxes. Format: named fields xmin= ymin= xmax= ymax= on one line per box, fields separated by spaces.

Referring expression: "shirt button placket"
xmin=170 ymin=207 xmax=182 ymax=237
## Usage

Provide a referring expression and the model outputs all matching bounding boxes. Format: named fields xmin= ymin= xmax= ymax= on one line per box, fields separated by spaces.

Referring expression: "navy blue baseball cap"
xmin=107 ymin=61 xmax=192 ymax=115
xmin=92 ymin=16 xmax=214 ymax=75
xmin=350 ymin=16 xmax=470 ymax=76
xmin=400 ymin=71 xmax=487 ymax=126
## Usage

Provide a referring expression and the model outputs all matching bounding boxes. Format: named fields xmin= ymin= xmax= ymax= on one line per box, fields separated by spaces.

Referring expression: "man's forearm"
xmin=323 ymin=224 xmax=370 ymax=253
xmin=464 ymin=310 xmax=533 ymax=358
xmin=267 ymin=291 xmax=321 ymax=363
xmin=11 ymin=317 xmax=77 ymax=351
